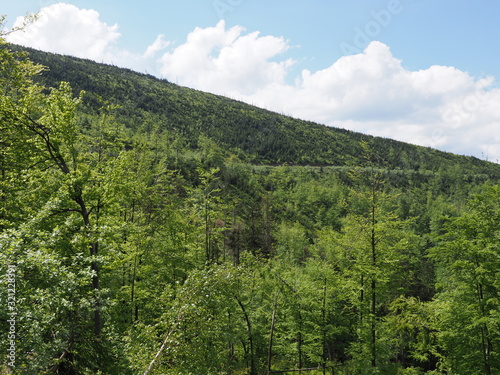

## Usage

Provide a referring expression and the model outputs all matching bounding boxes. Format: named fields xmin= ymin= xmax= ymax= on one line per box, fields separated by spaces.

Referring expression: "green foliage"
xmin=428 ymin=186 xmax=500 ymax=374
xmin=13 ymin=44 xmax=500 ymax=178
xmin=2 ymin=35 xmax=500 ymax=375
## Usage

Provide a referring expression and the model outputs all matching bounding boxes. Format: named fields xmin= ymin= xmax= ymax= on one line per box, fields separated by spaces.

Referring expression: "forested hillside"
xmin=16 ymin=45 xmax=500 ymax=176
xmin=1 ymin=38 xmax=500 ymax=375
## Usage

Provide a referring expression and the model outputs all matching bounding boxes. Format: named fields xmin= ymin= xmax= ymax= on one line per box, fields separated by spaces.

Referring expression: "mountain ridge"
xmin=12 ymin=44 xmax=500 ymax=177
xmin=5 ymin=43 xmax=500 ymax=374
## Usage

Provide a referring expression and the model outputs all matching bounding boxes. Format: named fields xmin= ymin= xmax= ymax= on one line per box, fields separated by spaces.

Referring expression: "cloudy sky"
xmin=3 ymin=1 xmax=500 ymax=162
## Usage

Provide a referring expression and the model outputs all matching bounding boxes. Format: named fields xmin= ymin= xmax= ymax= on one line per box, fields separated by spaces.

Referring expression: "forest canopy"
xmin=1 ymin=30 xmax=500 ymax=375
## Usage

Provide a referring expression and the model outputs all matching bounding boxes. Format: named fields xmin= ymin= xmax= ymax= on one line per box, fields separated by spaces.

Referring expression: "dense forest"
xmin=1 ymin=30 xmax=500 ymax=375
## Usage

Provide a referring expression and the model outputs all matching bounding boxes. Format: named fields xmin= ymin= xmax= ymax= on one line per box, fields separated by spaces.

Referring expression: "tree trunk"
xmin=370 ymin=184 xmax=377 ymax=368
xmin=74 ymin=191 xmax=102 ymax=337
xmin=477 ymin=282 xmax=492 ymax=375
xmin=267 ymin=295 xmax=279 ymax=374
xmin=236 ymin=296 xmax=257 ymax=375
xmin=322 ymin=278 xmax=328 ymax=375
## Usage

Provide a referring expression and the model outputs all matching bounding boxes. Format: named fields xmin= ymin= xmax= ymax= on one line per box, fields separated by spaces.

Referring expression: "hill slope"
xmin=14 ymin=45 xmax=500 ymax=177
xmin=5 ymin=43 xmax=500 ymax=374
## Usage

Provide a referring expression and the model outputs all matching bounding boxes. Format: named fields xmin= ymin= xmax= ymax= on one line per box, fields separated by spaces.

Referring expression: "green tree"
xmin=140 ymin=263 xmax=257 ymax=375
xmin=429 ymin=186 xmax=500 ymax=374
xmin=323 ymin=178 xmax=420 ymax=372
xmin=0 ymin=35 xmax=130 ymax=372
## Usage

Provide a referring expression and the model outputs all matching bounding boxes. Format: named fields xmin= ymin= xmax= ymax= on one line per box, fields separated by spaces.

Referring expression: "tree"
xmin=429 ymin=186 xmax=500 ymax=374
xmin=140 ymin=264 xmax=255 ymax=375
xmin=0 ymin=35 xmax=130 ymax=372
xmin=322 ymin=162 xmax=421 ymax=373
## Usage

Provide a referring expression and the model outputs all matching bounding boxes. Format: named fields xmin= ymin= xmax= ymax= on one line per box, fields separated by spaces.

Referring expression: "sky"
xmin=3 ymin=1 xmax=500 ymax=162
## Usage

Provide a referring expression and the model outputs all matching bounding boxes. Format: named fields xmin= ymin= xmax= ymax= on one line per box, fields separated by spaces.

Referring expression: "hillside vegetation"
xmin=18 ymin=45 xmax=500 ymax=175
xmin=1 ymin=40 xmax=500 ymax=375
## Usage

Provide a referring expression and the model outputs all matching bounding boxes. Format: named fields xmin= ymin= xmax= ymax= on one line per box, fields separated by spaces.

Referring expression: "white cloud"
xmin=238 ymin=41 xmax=500 ymax=162
xmin=7 ymin=3 xmax=121 ymax=61
xmin=144 ymin=34 xmax=170 ymax=59
xmin=6 ymin=3 xmax=166 ymax=73
xmin=6 ymin=6 xmax=500 ymax=162
xmin=156 ymin=26 xmax=500 ymax=161
xmin=158 ymin=20 xmax=295 ymax=96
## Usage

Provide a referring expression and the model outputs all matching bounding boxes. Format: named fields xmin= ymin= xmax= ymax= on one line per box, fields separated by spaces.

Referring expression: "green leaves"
xmin=428 ymin=186 xmax=500 ymax=374
xmin=4 ymin=33 xmax=500 ymax=374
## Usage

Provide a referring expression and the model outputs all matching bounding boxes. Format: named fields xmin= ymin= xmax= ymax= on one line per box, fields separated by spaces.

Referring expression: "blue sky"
xmin=3 ymin=1 xmax=500 ymax=161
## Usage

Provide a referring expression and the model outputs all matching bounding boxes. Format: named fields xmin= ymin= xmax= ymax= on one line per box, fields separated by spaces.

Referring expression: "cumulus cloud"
xmin=239 ymin=42 xmax=500 ymax=162
xmin=5 ymin=5 xmax=500 ymax=161
xmin=6 ymin=3 xmax=168 ymax=72
xmin=144 ymin=34 xmax=170 ymax=59
xmin=7 ymin=3 xmax=121 ymax=61
xmin=156 ymin=23 xmax=500 ymax=161
xmin=158 ymin=20 xmax=295 ymax=96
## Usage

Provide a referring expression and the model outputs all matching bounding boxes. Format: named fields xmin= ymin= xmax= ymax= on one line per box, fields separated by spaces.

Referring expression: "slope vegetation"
xmin=16 ymin=45 xmax=500 ymax=176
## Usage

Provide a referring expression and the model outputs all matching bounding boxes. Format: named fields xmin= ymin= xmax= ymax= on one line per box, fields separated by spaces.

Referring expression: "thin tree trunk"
xmin=268 ymin=294 xmax=279 ymax=374
xmin=143 ymin=321 xmax=179 ymax=375
xmin=91 ymin=245 xmax=101 ymax=336
xmin=131 ymin=253 xmax=138 ymax=323
xmin=298 ymin=315 xmax=303 ymax=372
xmin=235 ymin=296 xmax=257 ymax=375
xmin=370 ymin=278 xmax=376 ymax=368
xmin=476 ymin=282 xmax=492 ymax=375
xmin=370 ymin=184 xmax=377 ymax=368
xmin=75 ymin=192 xmax=102 ymax=337
xmin=359 ymin=275 xmax=364 ymax=326
xmin=205 ymin=199 xmax=209 ymax=262
xmin=322 ymin=278 xmax=327 ymax=375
